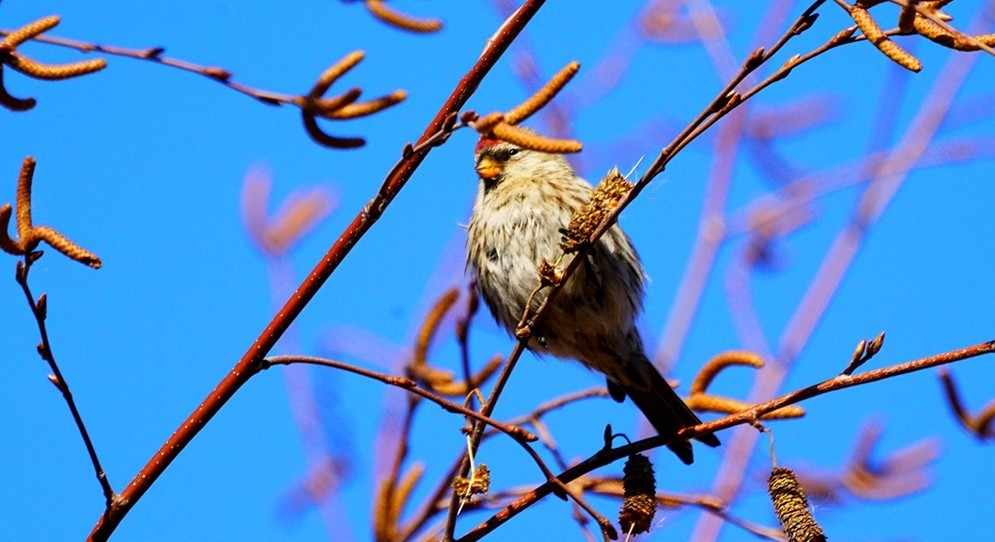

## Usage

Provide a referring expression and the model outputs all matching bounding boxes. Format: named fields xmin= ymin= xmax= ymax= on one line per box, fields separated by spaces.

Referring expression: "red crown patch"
xmin=475 ymin=137 xmax=501 ymax=154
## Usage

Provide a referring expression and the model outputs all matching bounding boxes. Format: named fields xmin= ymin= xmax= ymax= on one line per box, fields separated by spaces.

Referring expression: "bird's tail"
xmin=614 ymin=354 xmax=720 ymax=465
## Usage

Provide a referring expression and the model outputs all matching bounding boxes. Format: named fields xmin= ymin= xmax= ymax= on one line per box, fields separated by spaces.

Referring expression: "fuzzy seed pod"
xmin=619 ymin=454 xmax=656 ymax=535
xmin=561 ymin=167 xmax=633 ymax=252
xmin=452 ymin=464 xmax=490 ymax=497
xmin=768 ymin=467 xmax=827 ymax=542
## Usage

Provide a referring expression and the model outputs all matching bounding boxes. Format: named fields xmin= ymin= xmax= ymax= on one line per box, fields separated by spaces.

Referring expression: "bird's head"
xmin=473 ymin=135 xmax=574 ymax=192
xmin=474 ymin=137 xmax=522 ymax=184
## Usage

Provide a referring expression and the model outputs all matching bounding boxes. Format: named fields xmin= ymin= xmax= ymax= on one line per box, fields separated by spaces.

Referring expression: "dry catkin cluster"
xmin=769 ymin=467 xmax=827 ymax=542
xmin=560 ymin=167 xmax=633 ymax=252
xmin=0 ymin=15 xmax=107 ymax=110
xmin=0 ymin=157 xmax=101 ymax=268
xmin=470 ymin=61 xmax=583 ymax=154
xmin=619 ymin=454 xmax=657 ymax=535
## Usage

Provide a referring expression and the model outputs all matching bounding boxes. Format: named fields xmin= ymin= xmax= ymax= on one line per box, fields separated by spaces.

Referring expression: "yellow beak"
xmin=475 ymin=156 xmax=503 ymax=180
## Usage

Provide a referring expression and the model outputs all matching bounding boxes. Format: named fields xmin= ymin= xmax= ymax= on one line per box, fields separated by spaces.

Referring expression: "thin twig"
xmin=504 ymin=387 xmax=612 ymax=428
xmin=263 ymin=356 xmax=535 ymax=444
xmin=0 ymin=29 xmax=295 ymax=106
xmin=15 ymin=258 xmax=114 ymax=505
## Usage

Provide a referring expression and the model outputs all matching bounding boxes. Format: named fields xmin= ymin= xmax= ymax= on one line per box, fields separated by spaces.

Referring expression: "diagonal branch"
xmin=86 ymin=2 xmax=549 ymax=539
xmin=456 ymin=339 xmax=994 ymax=540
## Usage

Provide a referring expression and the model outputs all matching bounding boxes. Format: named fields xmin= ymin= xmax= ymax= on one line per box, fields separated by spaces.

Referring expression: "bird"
xmin=466 ymin=136 xmax=720 ymax=464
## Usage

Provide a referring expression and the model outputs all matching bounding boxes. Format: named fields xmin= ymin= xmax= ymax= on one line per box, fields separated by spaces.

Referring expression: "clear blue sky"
xmin=1 ymin=1 xmax=993 ymax=541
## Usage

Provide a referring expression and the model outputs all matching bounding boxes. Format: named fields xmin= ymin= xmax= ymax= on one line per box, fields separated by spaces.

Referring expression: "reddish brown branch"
xmin=86 ymin=2 xmax=548 ymax=539
xmin=456 ymin=339 xmax=994 ymax=540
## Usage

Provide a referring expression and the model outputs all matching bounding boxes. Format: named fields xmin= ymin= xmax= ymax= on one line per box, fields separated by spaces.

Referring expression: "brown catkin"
xmin=619 ymin=454 xmax=656 ymax=535
xmin=690 ymin=350 xmax=764 ymax=395
xmin=310 ymin=51 xmax=365 ymax=97
xmin=685 ymin=394 xmax=806 ymax=419
xmin=0 ymin=78 xmax=38 ymax=111
xmin=1 ymin=15 xmax=60 ymax=48
xmin=490 ymin=122 xmax=583 ymax=154
xmin=325 ymin=89 xmax=407 ymax=120
xmin=301 ymin=114 xmax=365 ymax=149
xmin=6 ymin=55 xmax=107 ymax=80
xmin=561 ymin=167 xmax=632 ymax=252
xmin=364 ymin=0 xmax=443 ymax=33
xmin=851 ymin=7 xmax=922 ymax=72
xmin=769 ymin=467 xmax=827 ymax=542
xmin=913 ymin=16 xmax=995 ymax=51
xmin=504 ymin=61 xmax=580 ymax=125
xmin=306 ymin=87 xmax=362 ymax=117
xmin=16 ymin=156 xmax=36 ymax=240
xmin=0 ymin=204 xmax=23 ymax=254
xmin=28 ymin=226 xmax=102 ymax=268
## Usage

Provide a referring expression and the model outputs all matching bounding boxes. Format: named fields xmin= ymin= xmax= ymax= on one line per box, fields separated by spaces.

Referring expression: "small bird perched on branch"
xmin=466 ymin=137 xmax=720 ymax=464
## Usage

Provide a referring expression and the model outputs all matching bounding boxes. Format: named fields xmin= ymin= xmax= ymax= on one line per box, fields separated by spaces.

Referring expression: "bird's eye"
xmin=507 ymin=148 xmax=519 ymax=156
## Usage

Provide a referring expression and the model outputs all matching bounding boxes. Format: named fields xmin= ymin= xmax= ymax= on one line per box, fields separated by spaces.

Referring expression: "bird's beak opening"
xmin=475 ymin=156 xmax=502 ymax=180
